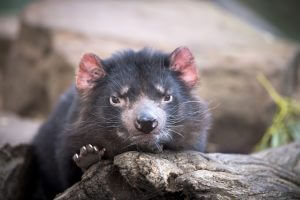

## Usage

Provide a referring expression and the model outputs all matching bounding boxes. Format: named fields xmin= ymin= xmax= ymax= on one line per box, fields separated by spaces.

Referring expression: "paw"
xmin=72 ymin=144 xmax=105 ymax=171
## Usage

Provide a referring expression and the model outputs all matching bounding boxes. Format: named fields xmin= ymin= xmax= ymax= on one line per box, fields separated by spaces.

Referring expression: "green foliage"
xmin=255 ymin=73 xmax=300 ymax=151
xmin=0 ymin=0 xmax=32 ymax=14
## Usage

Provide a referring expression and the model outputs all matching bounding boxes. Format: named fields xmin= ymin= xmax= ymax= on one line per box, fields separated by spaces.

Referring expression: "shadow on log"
xmin=54 ymin=142 xmax=300 ymax=200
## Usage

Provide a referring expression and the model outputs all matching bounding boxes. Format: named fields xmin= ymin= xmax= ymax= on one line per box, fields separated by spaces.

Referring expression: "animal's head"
xmin=75 ymin=47 xmax=209 ymax=152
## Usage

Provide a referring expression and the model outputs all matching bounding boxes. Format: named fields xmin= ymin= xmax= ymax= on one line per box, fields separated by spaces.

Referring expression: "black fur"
xmin=32 ymin=48 xmax=211 ymax=199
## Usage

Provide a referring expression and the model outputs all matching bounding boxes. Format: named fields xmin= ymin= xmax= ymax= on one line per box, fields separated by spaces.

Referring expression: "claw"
xmin=73 ymin=153 xmax=79 ymax=162
xmin=80 ymin=146 xmax=87 ymax=156
xmin=73 ymin=145 xmax=105 ymax=171
xmin=87 ymin=144 xmax=94 ymax=153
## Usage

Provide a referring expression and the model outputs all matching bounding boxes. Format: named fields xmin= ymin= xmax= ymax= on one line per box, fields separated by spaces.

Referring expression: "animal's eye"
xmin=110 ymin=96 xmax=120 ymax=105
xmin=163 ymin=95 xmax=172 ymax=102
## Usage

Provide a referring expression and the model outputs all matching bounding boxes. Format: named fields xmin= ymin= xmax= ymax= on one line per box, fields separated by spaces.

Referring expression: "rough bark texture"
xmin=1 ymin=142 xmax=299 ymax=200
xmin=54 ymin=142 xmax=300 ymax=200
xmin=0 ymin=144 xmax=32 ymax=200
xmin=253 ymin=142 xmax=300 ymax=175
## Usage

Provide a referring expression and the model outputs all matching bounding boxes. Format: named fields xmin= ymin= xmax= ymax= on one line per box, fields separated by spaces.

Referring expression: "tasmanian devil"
xmin=32 ymin=47 xmax=211 ymax=199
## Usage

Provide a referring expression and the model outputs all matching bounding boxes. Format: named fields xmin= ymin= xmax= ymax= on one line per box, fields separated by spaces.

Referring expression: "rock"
xmin=55 ymin=141 xmax=300 ymax=200
xmin=0 ymin=15 xmax=19 ymax=111
xmin=282 ymin=48 xmax=300 ymax=100
xmin=3 ymin=0 xmax=299 ymax=152
xmin=0 ymin=113 xmax=41 ymax=146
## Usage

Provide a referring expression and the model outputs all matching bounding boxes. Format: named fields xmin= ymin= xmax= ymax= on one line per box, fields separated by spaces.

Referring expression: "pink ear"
xmin=170 ymin=47 xmax=199 ymax=88
xmin=76 ymin=53 xmax=106 ymax=92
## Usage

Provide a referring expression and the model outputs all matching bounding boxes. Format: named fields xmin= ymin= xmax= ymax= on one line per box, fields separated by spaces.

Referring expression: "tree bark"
xmin=55 ymin=142 xmax=300 ymax=200
xmin=0 ymin=144 xmax=32 ymax=200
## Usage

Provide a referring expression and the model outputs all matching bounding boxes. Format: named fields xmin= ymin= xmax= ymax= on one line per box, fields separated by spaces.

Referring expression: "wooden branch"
xmin=55 ymin=142 xmax=300 ymax=200
xmin=0 ymin=144 xmax=32 ymax=200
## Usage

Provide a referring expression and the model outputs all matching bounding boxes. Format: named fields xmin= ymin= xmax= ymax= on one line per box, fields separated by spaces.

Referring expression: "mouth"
xmin=130 ymin=133 xmax=160 ymax=143
xmin=122 ymin=131 xmax=164 ymax=153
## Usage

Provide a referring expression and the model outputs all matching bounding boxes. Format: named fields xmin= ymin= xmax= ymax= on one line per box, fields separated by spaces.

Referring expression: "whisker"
xmin=167 ymin=128 xmax=184 ymax=138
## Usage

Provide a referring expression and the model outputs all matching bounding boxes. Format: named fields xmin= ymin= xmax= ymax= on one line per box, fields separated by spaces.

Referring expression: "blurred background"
xmin=0 ymin=0 xmax=299 ymax=153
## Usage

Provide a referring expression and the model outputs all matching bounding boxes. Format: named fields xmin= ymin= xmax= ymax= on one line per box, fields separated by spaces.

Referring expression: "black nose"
xmin=135 ymin=115 xmax=158 ymax=134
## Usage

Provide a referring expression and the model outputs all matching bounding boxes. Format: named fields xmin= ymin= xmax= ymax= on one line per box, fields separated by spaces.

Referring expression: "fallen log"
xmin=55 ymin=142 xmax=300 ymax=200
xmin=0 ymin=144 xmax=32 ymax=200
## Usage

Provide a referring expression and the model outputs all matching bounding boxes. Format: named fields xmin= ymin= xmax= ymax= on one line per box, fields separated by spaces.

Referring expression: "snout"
xmin=134 ymin=112 xmax=158 ymax=134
